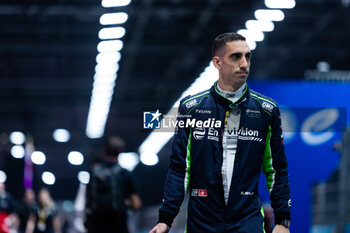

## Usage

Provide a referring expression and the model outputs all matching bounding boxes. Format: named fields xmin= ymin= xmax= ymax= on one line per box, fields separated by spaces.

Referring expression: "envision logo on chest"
xmin=227 ymin=127 xmax=259 ymax=137
xmin=227 ymin=127 xmax=263 ymax=142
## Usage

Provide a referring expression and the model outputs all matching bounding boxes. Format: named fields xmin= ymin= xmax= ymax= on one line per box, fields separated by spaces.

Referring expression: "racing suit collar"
xmin=210 ymin=81 xmax=249 ymax=109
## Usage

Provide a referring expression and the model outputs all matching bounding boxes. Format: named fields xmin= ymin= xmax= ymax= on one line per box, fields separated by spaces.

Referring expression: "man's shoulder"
xmin=249 ymin=89 xmax=280 ymax=115
xmin=179 ymin=89 xmax=211 ymax=109
xmin=249 ymin=89 xmax=278 ymax=107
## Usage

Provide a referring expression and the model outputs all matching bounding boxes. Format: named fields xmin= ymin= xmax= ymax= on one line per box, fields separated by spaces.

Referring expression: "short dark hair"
xmin=104 ymin=136 xmax=125 ymax=157
xmin=212 ymin=32 xmax=246 ymax=57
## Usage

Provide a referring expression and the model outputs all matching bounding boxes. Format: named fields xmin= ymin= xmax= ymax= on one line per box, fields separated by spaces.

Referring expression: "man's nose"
xmin=240 ymin=57 xmax=249 ymax=68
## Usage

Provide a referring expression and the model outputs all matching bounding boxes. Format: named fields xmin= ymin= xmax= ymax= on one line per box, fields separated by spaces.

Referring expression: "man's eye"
xmin=233 ymin=54 xmax=241 ymax=59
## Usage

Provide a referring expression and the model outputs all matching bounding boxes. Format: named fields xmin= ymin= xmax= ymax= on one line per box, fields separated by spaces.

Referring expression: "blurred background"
xmin=0 ymin=0 xmax=349 ymax=232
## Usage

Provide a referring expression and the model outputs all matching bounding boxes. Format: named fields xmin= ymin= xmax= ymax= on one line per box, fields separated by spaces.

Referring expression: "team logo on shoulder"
xmin=262 ymin=102 xmax=274 ymax=112
xmin=185 ymin=99 xmax=198 ymax=108
xmin=193 ymin=127 xmax=205 ymax=140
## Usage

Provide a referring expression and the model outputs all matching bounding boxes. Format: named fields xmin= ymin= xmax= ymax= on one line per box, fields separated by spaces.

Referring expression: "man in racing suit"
xmin=150 ymin=32 xmax=291 ymax=233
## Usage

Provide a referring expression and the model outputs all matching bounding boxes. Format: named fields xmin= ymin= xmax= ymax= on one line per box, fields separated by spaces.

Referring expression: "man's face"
xmin=215 ymin=40 xmax=251 ymax=85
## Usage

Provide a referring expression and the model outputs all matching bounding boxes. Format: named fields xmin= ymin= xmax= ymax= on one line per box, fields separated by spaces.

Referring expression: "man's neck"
xmin=217 ymin=79 xmax=245 ymax=92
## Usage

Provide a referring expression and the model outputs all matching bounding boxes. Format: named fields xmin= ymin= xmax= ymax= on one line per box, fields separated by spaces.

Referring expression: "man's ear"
xmin=212 ymin=56 xmax=221 ymax=70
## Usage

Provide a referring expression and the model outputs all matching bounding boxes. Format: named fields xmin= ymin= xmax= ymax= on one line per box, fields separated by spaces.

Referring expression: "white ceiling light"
xmin=265 ymin=0 xmax=296 ymax=9
xmin=77 ymin=171 xmax=90 ymax=184
xmin=95 ymin=64 xmax=119 ymax=75
xmin=255 ymin=9 xmax=285 ymax=22
xmin=96 ymin=52 xmax=121 ymax=64
xmin=0 ymin=170 xmax=7 ymax=183
xmin=86 ymin=128 xmax=104 ymax=139
xmin=42 ymin=172 xmax=55 ymax=185
xmin=93 ymin=76 xmax=117 ymax=87
xmin=140 ymin=152 xmax=159 ymax=166
xmin=9 ymin=131 xmax=25 ymax=145
xmin=237 ymin=29 xmax=264 ymax=42
xmin=118 ymin=152 xmax=140 ymax=171
xmin=100 ymin=13 xmax=128 ymax=25
xmin=68 ymin=151 xmax=84 ymax=165
xmin=86 ymin=0 xmax=137 ymax=138
xmin=245 ymin=20 xmax=275 ymax=32
xmin=31 ymin=151 xmax=46 ymax=165
xmin=86 ymin=72 xmax=117 ymax=138
xmin=90 ymin=94 xmax=113 ymax=106
xmin=11 ymin=145 xmax=25 ymax=159
xmin=102 ymin=0 xmax=131 ymax=7
xmin=97 ymin=40 xmax=124 ymax=53
xmin=86 ymin=106 xmax=111 ymax=138
xmin=93 ymin=79 xmax=116 ymax=91
xmin=53 ymin=129 xmax=70 ymax=143
xmin=246 ymin=40 xmax=257 ymax=51
xmin=98 ymin=27 xmax=126 ymax=40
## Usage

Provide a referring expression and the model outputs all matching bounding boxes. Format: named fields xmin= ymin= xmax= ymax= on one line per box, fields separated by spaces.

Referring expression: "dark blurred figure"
xmin=26 ymin=188 xmax=61 ymax=233
xmin=85 ymin=136 xmax=141 ymax=233
xmin=0 ymin=182 xmax=18 ymax=233
xmin=18 ymin=189 xmax=36 ymax=233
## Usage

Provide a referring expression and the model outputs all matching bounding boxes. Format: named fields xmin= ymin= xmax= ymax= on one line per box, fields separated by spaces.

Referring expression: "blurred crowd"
xmin=0 ymin=182 xmax=61 ymax=233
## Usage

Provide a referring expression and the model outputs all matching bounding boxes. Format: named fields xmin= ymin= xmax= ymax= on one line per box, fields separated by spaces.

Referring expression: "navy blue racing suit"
xmin=158 ymin=82 xmax=291 ymax=233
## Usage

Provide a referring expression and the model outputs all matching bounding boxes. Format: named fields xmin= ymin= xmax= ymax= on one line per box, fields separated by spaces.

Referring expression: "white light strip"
xmin=138 ymin=4 xmax=294 ymax=162
xmin=246 ymin=40 xmax=257 ymax=50
xmin=265 ymin=0 xmax=296 ymax=9
xmin=237 ymin=29 xmax=264 ymax=42
xmin=119 ymin=152 xmax=140 ymax=171
xmin=102 ymin=0 xmax=131 ymax=7
xmin=100 ymin=12 xmax=128 ymax=25
xmin=95 ymin=64 xmax=120 ymax=75
xmin=97 ymin=40 xmax=124 ymax=53
xmin=245 ymin=20 xmax=275 ymax=32
xmin=86 ymin=4 xmax=131 ymax=139
xmin=96 ymin=52 xmax=121 ymax=64
xmin=255 ymin=9 xmax=285 ymax=21
xmin=98 ymin=27 xmax=126 ymax=40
